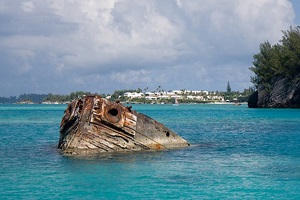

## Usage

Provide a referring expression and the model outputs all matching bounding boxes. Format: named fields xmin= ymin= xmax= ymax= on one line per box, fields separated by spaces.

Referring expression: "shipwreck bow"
xmin=59 ymin=95 xmax=189 ymax=154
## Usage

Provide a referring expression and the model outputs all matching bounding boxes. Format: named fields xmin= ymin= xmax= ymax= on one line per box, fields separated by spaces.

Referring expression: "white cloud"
xmin=110 ymin=69 xmax=151 ymax=84
xmin=22 ymin=1 xmax=35 ymax=12
xmin=0 ymin=0 xmax=296 ymax=96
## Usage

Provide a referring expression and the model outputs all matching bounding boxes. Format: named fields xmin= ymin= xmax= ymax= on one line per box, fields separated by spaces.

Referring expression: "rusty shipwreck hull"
xmin=59 ymin=95 xmax=189 ymax=154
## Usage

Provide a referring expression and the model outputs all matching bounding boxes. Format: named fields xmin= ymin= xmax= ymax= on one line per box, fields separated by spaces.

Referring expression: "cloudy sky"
xmin=1 ymin=0 xmax=300 ymax=96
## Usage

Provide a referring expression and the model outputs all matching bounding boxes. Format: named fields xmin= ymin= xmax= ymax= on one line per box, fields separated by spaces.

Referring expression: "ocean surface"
xmin=0 ymin=103 xmax=299 ymax=199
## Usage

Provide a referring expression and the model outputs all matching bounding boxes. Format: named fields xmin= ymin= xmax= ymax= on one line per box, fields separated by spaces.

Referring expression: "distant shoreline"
xmin=0 ymin=101 xmax=248 ymax=105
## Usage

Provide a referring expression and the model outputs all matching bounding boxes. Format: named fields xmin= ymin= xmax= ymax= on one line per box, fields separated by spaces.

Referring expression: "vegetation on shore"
xmin=109 ymin=87 xmax=253 ymax=104
xmin=0 ymin=91 xmax=104 ymax=104
xmin=250 ymin=26 xmax=300 ymax=91
xmin=0 ymin=84 xmax=254 ymax=104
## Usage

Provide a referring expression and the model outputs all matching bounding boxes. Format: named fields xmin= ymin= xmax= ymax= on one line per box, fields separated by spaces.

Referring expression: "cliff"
xmin=248 ymin=75 xmax=300 ymax=108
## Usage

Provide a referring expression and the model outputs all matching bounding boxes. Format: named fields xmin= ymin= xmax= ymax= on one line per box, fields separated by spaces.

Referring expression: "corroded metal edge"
xmin=59 ymin=95 xmax=189 ymax=155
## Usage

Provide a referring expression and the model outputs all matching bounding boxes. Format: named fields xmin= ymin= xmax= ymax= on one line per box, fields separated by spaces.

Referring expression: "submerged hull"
xmin=59 ymin=95 xmax=189 ymax=154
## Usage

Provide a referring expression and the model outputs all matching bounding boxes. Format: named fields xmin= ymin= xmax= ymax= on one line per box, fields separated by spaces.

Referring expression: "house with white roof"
xmin=145 ymin=92 xmax=155 ymax=96
xmin=172 ymin=90 xmax=183 ymax=95
xmin=124 ymin=92 xmax=144 ymax=99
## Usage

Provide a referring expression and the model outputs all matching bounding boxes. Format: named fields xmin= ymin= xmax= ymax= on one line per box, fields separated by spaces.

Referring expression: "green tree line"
xmin=0 ymin=91 xmax=104 ymax=104
xmin=0 ymin=94 xmax=47 ymax=104
xmin=43 ymin=91 xmax=104 ymax=102
xmin=250 ymin=26 xmax=300 ymax=89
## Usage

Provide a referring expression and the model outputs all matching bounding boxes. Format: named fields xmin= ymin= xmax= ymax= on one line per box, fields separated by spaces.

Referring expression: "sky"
xmin=1 ymin=0 xmax=300 ymax=97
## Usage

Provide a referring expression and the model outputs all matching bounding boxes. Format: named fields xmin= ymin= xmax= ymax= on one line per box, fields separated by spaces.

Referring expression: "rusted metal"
xmin=58 ymin=95 xmax=189 ymax=154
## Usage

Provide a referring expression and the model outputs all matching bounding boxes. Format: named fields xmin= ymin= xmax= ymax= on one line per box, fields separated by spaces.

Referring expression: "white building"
xmin=124 ymin=92 xmax=144 ymax=99
xmin=145 ymin=96 xmax=157 ymax=100
xmin=172 ymin=90 xmax=183 ymax=95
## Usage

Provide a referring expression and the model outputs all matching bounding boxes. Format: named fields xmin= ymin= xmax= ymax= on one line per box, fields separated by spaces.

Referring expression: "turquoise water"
xmin=0 ymin=104 xmax=299 ymax=199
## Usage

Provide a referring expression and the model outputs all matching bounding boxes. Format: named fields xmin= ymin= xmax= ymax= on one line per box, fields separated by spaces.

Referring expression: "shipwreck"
xmin=59 ymin=95 xmax=189 ymax=154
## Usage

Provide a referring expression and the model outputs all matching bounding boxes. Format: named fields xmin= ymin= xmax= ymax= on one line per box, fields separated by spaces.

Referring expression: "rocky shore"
xmin=248 ymin=75 xmax=300 ymax=108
